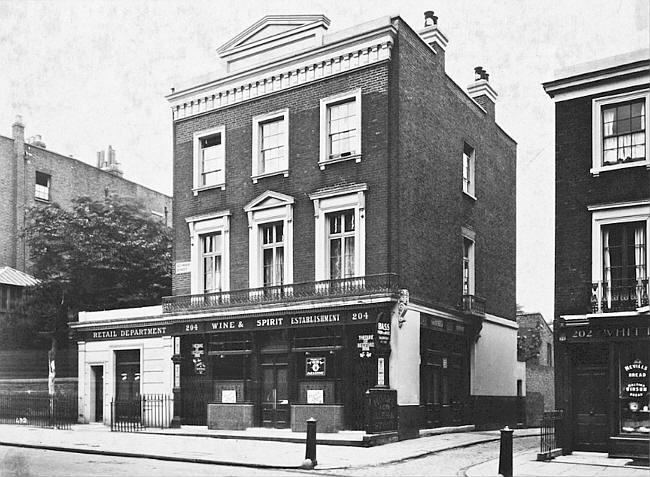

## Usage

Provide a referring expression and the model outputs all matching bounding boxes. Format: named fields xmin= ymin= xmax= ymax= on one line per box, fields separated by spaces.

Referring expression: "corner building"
xmin=75 ymin=13 xmax=517 ymax=437
xmin=544 ymin=50 xmax=649 ymax=460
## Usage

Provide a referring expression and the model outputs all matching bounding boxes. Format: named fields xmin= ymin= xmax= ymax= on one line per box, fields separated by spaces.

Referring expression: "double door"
xmin=260 ymin=354 xmax=289 ymax=428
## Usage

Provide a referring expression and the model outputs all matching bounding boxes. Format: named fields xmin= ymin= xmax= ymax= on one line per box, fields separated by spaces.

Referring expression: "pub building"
xmin=73 ymin=12 xmax=520 ymax=438
xmin=544 ymin=49 xmax=649 ymax=460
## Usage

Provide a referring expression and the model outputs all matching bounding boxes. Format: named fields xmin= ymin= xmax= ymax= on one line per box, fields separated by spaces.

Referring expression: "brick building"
xmin=544 ymin=49 xmax=649 ymax=460
xmin=0 ymin=117 xmax=172 ymax=392
xmin=73 ymin=12 xmax=518 ymax=436
xmin=516 ymin=312 xmax=554 ymax=426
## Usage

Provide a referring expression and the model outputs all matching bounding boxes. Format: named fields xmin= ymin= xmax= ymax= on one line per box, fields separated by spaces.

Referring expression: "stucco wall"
xmin=389 ymin=307 xmax=420 ymax=405
xmin=77 ymin=336 xmax=173 ymax=424
xmin=470 ymin=315 xmax=518 ymax=396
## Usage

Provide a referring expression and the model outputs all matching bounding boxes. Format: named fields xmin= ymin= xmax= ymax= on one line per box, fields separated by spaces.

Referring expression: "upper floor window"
xmin=35 ymin=172 xmax=50 ymax=201
xmin=262 ymin=222 xmax=284 ymax=287
xmin=201 ymin=232 xmax=222 ymax=293
xmin=186 ymin=211 xmax=230 ymax=294
xmin=310 ymin=184 xmax=366 ymax=281
xmin=319 ymin=89 xmax=362 ymax=169
xmin=252 ymin=109 xmax=289 ymax=182
xmin=327 ymin=210 xmax=356 ymax=279
xmin=193 ymin=126 xmax=225 ymax=195
xmin=590 ymin=201 xmax=649 ymax=313
xmin=244 ymin=191 xmax=294 ymax=288
xmin=592 ymin=90 xmax=649 ymax=175
xmin=0 ymin=285 xmax=23 ymax=312
xmin=462 ymin=236 xmax=475 ymax=295
xmin=463 ymin=143 xmax=475 ymax=197
xmin=546 ymin=343 xmax=552 ymax=366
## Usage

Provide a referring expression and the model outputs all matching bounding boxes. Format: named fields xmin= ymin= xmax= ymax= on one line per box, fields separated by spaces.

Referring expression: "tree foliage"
xmin=1 ymin=195 xmax=172 ymax=349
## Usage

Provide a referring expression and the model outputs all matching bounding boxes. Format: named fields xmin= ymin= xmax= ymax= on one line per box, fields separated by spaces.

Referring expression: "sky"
xmin=1 ymin=0 xmax=648 ymax=321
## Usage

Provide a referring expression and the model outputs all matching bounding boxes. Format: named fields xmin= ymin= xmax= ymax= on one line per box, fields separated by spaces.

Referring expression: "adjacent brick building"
xmin=0 ymin=117 xmax=172 ymax=392
xmin=516 ymin=312 xmax=554 ymax=426
xmin=73 ymin=12 xmax=518 ymax=436
xmin=544 ymin=49 xmax=649 ymax=460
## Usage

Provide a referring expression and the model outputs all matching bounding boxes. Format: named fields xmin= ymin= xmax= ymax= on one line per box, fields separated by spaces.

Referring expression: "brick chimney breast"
xmin=467 ymin=66 xmax=498 ymax=118
xmin=418 ymin=11 xmax=449 ymax=69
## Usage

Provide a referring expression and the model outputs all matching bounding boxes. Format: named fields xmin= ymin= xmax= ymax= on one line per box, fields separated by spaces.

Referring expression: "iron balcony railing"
xmin=591 ymin=278 xmax=649 ymax=313
xmin=162 ymin=273 xmax=400 ymax=314
xmin=461 ymin=294 xmax=486 ymax=317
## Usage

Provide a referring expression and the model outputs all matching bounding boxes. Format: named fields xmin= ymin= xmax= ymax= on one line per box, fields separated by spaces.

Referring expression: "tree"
xmin=1 ymin=195 xmax=172 ymax=354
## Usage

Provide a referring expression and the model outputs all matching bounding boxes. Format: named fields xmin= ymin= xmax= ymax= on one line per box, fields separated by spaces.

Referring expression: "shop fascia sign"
xmin=558 ymin=324 xmax=650 ymax=342
xmin=79 ymin=308 xmax=384 ymax=341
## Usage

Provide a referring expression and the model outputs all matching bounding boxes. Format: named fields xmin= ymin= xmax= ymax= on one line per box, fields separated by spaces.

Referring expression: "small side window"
xmin=35 ymin=172 xmax=51 ymax=201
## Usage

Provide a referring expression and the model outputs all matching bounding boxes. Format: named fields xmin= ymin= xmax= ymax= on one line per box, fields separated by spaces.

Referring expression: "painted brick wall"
xmin=394 ymin=21 xmax=517 ymax=320
xmin=172 ymin=64 xmax=390 ymax=294
xmin=554 ymin=87 xmax=650 ymax=318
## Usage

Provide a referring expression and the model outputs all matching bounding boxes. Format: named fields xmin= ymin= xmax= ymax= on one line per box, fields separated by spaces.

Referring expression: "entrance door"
xmin=114 ymin=350 xmax=141 ymax=424
xmin=261 ymin=354 xmax=289 ymax=428
xmin=574 ymin=365 xmax=608 ymax=451
xmin=91 ymin=366 xmax=104 ymax=422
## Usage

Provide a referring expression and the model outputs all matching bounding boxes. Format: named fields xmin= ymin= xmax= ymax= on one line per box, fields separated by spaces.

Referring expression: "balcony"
xmin=461 ymin=294 xmax=486 ymax=317
xmin=162 ymin=273 xmax=400 ymax=314
xmin=591 ymin=278 xmax=649 ymax=313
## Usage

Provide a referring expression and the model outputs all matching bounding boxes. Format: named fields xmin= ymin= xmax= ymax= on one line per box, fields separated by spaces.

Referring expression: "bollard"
xmin=304 ymin=417 xmax=317 ymax=467
xmin=498 ymin=426 xmax=514 ymax=477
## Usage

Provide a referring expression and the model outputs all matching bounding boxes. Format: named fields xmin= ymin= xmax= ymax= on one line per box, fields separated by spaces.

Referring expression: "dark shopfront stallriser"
xmin=178 ymin=307 xmax=391 ymax=431
xmin=556 ymin=319 xmax=649 ymax=460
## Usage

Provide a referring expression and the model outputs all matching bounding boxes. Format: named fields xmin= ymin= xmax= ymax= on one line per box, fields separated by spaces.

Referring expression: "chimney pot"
xmin=424 ymin=11 xmax=438 ymax=27
xmin=13 ymin=115 xmax=24 ymax=127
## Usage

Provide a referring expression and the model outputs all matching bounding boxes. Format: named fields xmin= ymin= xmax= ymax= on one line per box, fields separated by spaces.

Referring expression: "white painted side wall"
xmin=515 ymin=360 xmax=526 ymax=396
xmin=470 ymin=315 xmax=518 ymax=396
xmin=78 ymin=336 xmax=173 ymax=424
xmin=389 ymin=307 xmax=420 ymax=405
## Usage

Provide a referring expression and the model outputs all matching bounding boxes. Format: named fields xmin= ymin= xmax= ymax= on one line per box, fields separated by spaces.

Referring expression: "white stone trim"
xmin=310 ymin=184 xmax=366 ymax=281
xmin=244 ymin=191 xmax=294 ymax=288
xmin=590 ymin=89 xmax=650 ymax=176
xmin=168 ymin=38 xmax=393 ymax=121
xmin=187 ymin=211 xmax=231 ymax=294
xmin=251 ymin=109 xmax=289 ymax=183
xmin=319 ymin=88 xmax=362 ymax=169
xmin=590 ymin=201 xmax=650 ymax=284
xmin=192 ymin=125 xmax=226 ymax=195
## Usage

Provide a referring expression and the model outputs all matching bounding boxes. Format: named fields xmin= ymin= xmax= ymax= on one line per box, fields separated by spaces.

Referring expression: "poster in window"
xmin=192 ymin=343 xmax=205 ymax=375
xmin=222 ymin=389 xmax=237 ymax=403
xmin=307 ymin=389 xmax=324 ymax=404
xmin=306 ymin=357 xmax=326 ymax=377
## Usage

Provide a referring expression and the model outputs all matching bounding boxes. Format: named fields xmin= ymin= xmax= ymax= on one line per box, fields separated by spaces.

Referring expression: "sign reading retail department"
xmin=79 ymin=309 xmax=382 ymax=341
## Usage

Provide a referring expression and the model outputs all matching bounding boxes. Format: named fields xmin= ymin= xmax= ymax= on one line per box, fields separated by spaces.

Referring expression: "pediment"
xmin=217 ymin=15 xmax=331 ymax=73
xmin=244 ymin=190 xmax=295 ymax=212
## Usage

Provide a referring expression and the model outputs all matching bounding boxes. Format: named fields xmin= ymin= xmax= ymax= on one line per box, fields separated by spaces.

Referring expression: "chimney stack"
xmin=418 ymin=10 xmax=449 ymax=69
xmin=467 ymin=66 xmax=498 ymax=118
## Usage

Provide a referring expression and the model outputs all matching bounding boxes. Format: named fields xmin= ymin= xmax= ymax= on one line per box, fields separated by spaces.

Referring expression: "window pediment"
xmin=244 ymin=191 xmax=295 ymax=213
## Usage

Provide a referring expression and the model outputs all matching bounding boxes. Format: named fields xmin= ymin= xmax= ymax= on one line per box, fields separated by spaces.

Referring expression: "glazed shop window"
xmin=619 ymin=350 xmax=649 ymax=435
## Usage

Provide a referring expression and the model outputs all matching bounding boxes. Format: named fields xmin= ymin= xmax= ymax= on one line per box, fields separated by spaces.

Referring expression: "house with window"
xmin=543 ymin=49 xmax=649 ymax=461
xmin=73 ymin=12 xmax=517 ymax=437
xmin=0 ymin=118 xmax=172 ymax=394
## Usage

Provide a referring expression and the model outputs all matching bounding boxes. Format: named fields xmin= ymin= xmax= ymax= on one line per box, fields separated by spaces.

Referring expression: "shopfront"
xmin=419 ymin=313 xmax=472 ymax=428
xmin=172 ymin=305 xmax=393 ymax=432
xmin=556 ymin=316 xmax=649 ymax=460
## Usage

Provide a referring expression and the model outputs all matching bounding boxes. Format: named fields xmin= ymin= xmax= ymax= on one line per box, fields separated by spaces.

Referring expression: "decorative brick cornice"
xmin=168 ymin=39 xmax=393 ymax=122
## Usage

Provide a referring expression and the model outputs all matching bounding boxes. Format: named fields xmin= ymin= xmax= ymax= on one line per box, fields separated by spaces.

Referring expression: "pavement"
xmin=0 ymin=423 xmax=647 ymax=475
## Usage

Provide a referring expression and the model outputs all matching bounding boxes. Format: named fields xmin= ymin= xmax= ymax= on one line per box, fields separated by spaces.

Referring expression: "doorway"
xmin=572 ymin=345 xmax=608 ymax=452
xmin=260 ymin=354 xmax=289 ymax=428
xmin=91 ymin=365 xmax=104 ymax=422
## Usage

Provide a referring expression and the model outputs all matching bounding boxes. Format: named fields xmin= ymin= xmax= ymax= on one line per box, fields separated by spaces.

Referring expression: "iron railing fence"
xmin=538 ymin=409 xmax=564 ymax=460
xmin=110 ymin=394 xmax=173 ymax=432
xmin=162 ymin=273 xmax=400 ymax=314
xmin=0 ymin=393 xmax=76 ymax=429
xmin=591 ymin=278 xmax=649 ymax=313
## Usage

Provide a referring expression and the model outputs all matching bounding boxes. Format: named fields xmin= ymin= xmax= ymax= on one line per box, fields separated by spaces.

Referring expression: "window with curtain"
xmin=327 ymin=210 xmax=355 ymax=279
xmin=463 ymin=237 xmax=474 ymax=295
xmin=602 ymin=100 xmax=646 ymax=165
xmin=602 ymin=222 xmax=646 ymax=308
xmin=201 ymin=232 xmax=222 ymax=293
xmin=261 ymin=222 xmax=284 ymax=287
xmin=328 ymin=99 xmax=357 ymax=158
